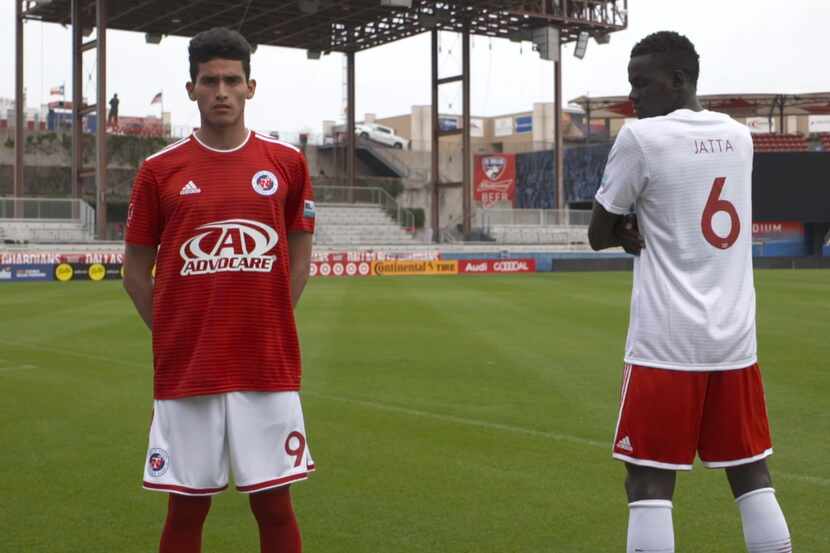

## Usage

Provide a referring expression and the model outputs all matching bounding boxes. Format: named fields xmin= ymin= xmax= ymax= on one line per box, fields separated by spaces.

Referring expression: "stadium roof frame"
xmin=571 ymin=92 xmax=830 ymax=121
xmin=21 ymin=1 xmax=628 ymax=53
xmin=13 ymin=0 xmax=629 ymax=240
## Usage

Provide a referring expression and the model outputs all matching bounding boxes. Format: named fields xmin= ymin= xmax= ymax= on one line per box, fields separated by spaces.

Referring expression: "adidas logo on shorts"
xmin=180 ymin=181 xmax=202 ymax=195
xmin=616 ymin=435 xmax=633 ymax=452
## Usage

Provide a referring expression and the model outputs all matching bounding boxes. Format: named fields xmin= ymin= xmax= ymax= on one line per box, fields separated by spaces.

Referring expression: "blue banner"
xmin=515 ymin=116 xmax=533 ymax=134
xmin=0 ymin=264 xmax=55 ymax=282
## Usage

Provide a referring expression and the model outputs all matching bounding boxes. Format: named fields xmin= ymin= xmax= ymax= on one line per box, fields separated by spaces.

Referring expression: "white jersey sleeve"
xmin=595 ymin=125 xmax=649 ymax=215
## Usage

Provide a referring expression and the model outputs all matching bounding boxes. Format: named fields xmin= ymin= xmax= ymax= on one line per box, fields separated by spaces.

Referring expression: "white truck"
xmin=355 ymin=122 xmax=410 ymax=149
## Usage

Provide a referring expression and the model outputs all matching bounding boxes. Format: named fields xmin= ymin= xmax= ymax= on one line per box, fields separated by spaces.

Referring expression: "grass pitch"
xmin=1 ymin=271 xmax=828 ymax=552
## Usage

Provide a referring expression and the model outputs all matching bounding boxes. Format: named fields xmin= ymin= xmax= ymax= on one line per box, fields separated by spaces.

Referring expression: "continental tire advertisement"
xmin=372 ymin=260 xmax=458 ymax=276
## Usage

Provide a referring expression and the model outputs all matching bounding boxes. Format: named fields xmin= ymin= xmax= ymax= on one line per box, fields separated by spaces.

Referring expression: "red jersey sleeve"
xmin=285 ymin=153 xmax=316 ymax=234
xmin=125 ymin=161 xmax=162 ymax=247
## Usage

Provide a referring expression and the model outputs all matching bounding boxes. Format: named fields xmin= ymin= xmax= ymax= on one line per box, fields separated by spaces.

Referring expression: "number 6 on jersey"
xmin=701 ymin=177 xmax=741 ymax=249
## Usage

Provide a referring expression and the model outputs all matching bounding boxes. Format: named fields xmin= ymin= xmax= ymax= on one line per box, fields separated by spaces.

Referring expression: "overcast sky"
xmin=1 ymin=0 xmax=828 ymax=136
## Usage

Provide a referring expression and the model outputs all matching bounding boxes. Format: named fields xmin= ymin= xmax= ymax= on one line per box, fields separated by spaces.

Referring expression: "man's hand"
xmin=589 ymin=201 xmax=645 ymax=255
xmin=614 ymin=214 xmax=645 ymax=256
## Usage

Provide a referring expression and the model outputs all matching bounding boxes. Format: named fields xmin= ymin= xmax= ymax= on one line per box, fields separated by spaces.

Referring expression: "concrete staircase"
xmin=315 ymin=204 xmax=419 ymax=246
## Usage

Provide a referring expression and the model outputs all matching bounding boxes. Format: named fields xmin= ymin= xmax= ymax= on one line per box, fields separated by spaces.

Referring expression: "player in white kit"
xmin=588 ymin=32 xmax=792 ymax=553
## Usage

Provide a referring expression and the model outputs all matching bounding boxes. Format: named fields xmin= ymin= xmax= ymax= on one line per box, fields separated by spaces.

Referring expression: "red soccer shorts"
xmin=612 ymin=363 xmax=773 ymax=470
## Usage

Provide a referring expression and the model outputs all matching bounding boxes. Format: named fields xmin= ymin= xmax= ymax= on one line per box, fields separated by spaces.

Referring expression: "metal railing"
xmin=314 ymin=186 xmax=415 ymax=232
xmin=480 ymin=209 xmax=592 ymax=228
xmin=0 ymin=197 xmax=95 ymax=234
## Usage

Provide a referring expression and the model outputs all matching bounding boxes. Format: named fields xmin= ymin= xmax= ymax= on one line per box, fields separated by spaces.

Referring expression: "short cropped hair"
xmin=631 ymin=31 xmax=699 ymax=84
xmin=188 ymin=27 xmax=252 ymax=82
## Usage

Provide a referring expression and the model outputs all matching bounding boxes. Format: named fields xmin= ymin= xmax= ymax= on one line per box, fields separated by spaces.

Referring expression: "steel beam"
xmin=72 ymin=0 xmax=82 ymax=201
xmin=346 ymin=51 xmax=356 ymax=192
xmin=14 ymin=0 xmax=25 ymax=207
xmin=554 ymin=41 xmax=564 ymax=210
xmin=431 ymin=29 xmax=439 ymax=242
xmin=461 ymin=28 xmax=472 ymax=238
xmin=96 ymin=0 xmax=108 ymax=239
xmin=437 ymin=75 xmax=462 ymax=85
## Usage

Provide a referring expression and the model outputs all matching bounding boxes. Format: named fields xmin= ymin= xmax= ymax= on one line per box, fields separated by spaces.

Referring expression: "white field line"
xmin=305 ymin=391 xmax=830 ymax=488
xmin=0 ymin=338 xmax=148 ymax=370
xmin=2 ymin=340 xmax=826 ymax=488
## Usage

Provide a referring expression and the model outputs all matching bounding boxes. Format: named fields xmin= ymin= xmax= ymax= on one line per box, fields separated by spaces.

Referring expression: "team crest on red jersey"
xmin=252 ymin=170 xmax=279 ymax=196
xmin=180 ymin=219 xmax=279 ymax=276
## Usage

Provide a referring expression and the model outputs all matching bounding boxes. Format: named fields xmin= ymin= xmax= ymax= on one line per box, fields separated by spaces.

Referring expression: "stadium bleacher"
xmin=314 ymin=204 xmax=419 ymax=246
xmin=487 ymin=224 xmax=589 ymax=245
xmin=751 ymin=133 xmax=808 ymax=152
xmin=816 ymin=133 xmax=830 ymax=151
xmin=0 ymin=221 xmax=94 ymax=244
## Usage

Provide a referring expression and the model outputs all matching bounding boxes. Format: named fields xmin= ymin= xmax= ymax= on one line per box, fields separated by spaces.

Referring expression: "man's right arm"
xmin=123 ymin=243 xmax=157 ymax=331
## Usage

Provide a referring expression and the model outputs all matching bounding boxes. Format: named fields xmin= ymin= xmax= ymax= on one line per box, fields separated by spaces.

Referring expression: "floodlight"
xmin=145 ymin=33 xmax=163 ymax=45
xmin=574 ymin=31 xmax=589 ymax=59
xmin=307 ymin=49 xmax=322 ymax=60
xmin=381 ymin=0 xmax=413 ymax=7
xmin=532 ymin=26 xmax=560 ymax=62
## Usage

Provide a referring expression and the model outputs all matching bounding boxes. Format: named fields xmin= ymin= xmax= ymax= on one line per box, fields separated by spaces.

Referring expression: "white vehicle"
xmin=356 ymin=122 xmax=409 ymax=149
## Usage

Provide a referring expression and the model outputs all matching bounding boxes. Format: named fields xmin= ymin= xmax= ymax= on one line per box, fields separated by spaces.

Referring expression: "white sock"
xmin=627 ymin=499 xmax=675 ymax=553
xmin=736 ymin=487 xmax=792 ymax=552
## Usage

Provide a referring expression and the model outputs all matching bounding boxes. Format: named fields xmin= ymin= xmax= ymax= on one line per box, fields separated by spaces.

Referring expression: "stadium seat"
xmin=751 ymin=133 xmax=808 ymax=152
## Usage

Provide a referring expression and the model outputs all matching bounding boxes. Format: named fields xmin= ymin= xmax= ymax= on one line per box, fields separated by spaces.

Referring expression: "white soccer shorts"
xmin=142 ymin=391 xmax=315 ymax=496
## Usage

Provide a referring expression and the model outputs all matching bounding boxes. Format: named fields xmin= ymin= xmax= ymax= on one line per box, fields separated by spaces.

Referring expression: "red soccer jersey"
xmin=125 ymin=131 xmax=315 ymax=400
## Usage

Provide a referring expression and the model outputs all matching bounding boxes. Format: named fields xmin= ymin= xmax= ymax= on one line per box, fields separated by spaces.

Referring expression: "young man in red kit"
xmin=589 ymin=32 xmax=791 ymax=552
xmin=123 ymin=27 xmax=316 ymax=553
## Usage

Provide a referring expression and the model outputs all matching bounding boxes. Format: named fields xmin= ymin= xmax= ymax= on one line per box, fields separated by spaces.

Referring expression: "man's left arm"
xmin=590 ymin=125 xmax=648 ymax=255
xmin=287 ymin=232 xmax=313 ymax=309
xmin=589 ymin=204 xmax=644 ymax=255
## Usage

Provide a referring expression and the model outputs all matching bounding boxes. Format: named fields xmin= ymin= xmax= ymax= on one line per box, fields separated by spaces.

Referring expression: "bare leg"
xmin=625 ymin=462 xmax=677 ymax=501
xmin=725 ymin=459 xmax=773 ymax=498
xmin=624 ymin=463 xmax=677 ymax=552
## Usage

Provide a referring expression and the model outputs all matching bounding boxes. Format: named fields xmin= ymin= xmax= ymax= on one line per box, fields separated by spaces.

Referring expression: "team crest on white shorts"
xmin=147 ymin=448 xmax=170 ymax=477
xmin=252 ymin=170 xmax=279 ymax=196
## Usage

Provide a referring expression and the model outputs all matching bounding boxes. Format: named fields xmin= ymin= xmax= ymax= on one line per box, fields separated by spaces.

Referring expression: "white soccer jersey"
xmin=595 ymin=109 xmax=757 ymax=371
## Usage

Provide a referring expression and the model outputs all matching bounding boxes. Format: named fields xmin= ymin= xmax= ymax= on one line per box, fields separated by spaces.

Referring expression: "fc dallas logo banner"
xmin=475 ymin=154 xmax=516 ymax=208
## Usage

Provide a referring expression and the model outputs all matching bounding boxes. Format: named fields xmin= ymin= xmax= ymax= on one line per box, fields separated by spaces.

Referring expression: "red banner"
xmin=310 ymin=260 xmax=372 ymax=277
xmin=457 ymin=259 xmax=536 ymax=274
xmin=0 ymin=251 xmax=123 ymax=265
xmin=751 ymin=221 xmax=804 ymax=238
xmin=475 ymin=154 xmax=516 ymax=208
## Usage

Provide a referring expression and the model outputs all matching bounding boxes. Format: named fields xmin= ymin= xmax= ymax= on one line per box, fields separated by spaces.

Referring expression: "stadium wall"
xmin=752 ymin=153 xmax=830 ymax=223
xmin=3 ymin=248 xmax=830 ymax=283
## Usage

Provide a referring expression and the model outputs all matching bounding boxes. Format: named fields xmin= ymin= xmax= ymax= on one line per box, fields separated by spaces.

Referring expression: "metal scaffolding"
xmin=15 ymin=0 xmax=628 ymax=242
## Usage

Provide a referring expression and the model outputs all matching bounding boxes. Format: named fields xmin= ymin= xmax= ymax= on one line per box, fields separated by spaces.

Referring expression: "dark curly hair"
xmin=188 ymin=27 xmax=252 ymax=82
xmin=631 ymin=31 xmax=699 ymax=84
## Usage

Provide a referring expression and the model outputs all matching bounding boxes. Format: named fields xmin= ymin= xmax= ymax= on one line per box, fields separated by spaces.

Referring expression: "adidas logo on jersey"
xmin=179 ymin=181 xmax=202 ymax=195
xmin=616 ymin=436 xmax=633 ymax=452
